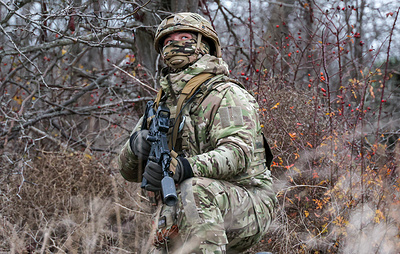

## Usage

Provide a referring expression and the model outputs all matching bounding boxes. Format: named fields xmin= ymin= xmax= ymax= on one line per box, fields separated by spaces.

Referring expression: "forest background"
xmin=0 ymin=0 xmax=399 ymax=253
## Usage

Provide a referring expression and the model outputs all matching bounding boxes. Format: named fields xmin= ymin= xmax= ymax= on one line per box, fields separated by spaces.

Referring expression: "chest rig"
xmin=151 ymin=73 xmax=216 ymax=153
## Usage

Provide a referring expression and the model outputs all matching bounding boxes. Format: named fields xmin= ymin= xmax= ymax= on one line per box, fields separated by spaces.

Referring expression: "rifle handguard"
xmin=141 ymin=101 xmax=178 ymax=206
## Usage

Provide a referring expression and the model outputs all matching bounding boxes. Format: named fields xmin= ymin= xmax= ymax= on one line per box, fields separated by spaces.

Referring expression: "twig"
xmin=143 ymin=203 xmax=162 ymax=253
xmin=280 ymin=184 xmax=329 ymax=193
xmin=0 ymin=23 xmax=49 ymax=87
xmin=112 ymin=64 xmax=158 ymax=93
xmin=113 ymin=202 xmax=152 ymax=216
xmin=376 ymin=7 xmax=400 ymax=140
xmin=29 ymin=126 xmax=75 ymax=152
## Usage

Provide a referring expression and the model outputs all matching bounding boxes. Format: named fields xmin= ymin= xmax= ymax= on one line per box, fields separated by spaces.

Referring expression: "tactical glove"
xmin=142 ymin=152 xmax=194 ymax=191
xmin=170 ymin=151 xmax=194 ymax=184
xmin=143 ymin=159 xmax=163 ymax=191
xmin=130 ymin=130 xmax=151 ymax=160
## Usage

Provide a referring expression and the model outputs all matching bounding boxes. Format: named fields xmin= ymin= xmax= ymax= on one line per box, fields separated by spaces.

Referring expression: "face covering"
xmin=162 ymin=33 xmax=211 ymax=70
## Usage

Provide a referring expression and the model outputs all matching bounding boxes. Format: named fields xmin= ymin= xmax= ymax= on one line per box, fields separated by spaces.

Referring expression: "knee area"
xmin=179 ymin=177 xmax=220 ymax=209
xmin=180 ymin=177 xmax=212 ymax=195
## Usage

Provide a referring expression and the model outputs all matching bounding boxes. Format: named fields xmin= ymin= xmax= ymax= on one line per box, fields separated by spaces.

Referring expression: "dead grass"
xmin=0 ymin=151 xmax=153 ymax=253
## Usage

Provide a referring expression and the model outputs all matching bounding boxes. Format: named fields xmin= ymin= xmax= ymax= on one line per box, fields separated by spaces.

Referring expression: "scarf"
xmin=159 ymin=54 xmax=229 ymax=97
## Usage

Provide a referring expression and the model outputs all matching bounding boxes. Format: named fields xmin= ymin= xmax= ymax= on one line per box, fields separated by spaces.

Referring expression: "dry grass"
xmin=0 ymin=151 xmax=153 ymax=253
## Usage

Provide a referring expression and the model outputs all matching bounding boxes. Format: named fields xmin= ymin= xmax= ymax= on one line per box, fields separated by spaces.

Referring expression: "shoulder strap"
xmin=176 ymin=73 xmax=215 ymax=116
xmin=153 ymin=73 xmax=215 ymax=108
xmin=153 ymin=89 xmax=163 ymax=109
xmin=172 ymin=73 xmax=215 ymax=150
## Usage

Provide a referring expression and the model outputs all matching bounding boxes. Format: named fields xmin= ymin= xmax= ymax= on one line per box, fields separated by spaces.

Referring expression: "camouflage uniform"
xmin=118 ymin=13 xmax=276 ymax=254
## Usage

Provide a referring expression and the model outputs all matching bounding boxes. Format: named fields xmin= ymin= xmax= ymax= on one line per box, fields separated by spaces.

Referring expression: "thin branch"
xmin=112 ymin=64 xmax=158 ymax=93
xmin=376 ymin=7 xmax=400 ymax=140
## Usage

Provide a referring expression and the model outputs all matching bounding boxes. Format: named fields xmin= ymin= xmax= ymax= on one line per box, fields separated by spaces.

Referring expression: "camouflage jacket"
xmin=118 ymin=54 xmax=274 ymax=190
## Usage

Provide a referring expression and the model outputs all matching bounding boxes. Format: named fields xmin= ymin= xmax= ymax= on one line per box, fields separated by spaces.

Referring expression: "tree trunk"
xmin=260 ymin=0 xmax=295 ymax=87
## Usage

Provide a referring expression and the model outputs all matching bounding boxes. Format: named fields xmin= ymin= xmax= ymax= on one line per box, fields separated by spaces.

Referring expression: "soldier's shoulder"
xmin=208 ymin=76 xmax=244 ymax=92
xmin=199 ymin=75 xmax=255 ymax=104
xmin=213 ymin=79 xmax=252 ymax=99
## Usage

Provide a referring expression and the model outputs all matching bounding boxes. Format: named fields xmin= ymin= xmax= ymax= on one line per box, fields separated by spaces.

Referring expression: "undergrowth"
xmin=0 ymin=151 xmax=153 ymax=253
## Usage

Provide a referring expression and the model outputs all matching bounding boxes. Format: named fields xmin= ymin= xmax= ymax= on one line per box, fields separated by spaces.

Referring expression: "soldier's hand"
xmin=143 ymin=159 xmax=163 ymax=191
xmin=170 ymin=152 xmax=194 ymax=184
xmin=130 ymin=130 xmax=151 ymax=160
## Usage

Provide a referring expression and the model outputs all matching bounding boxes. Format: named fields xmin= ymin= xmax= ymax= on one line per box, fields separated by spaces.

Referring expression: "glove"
xmin=143 ymin=159 xmax=163 ymax=191
xmin=142 ymin=152 xmax=194 ymax=191
xmin=130 ymin=130 xmax=151 ymax=160
xmin=170 ymin=151 xmax=194 ymax=184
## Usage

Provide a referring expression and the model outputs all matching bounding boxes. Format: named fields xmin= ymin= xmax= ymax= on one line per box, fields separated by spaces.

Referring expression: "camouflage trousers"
xmin=152 ymin=177 xmax=274 ymax=254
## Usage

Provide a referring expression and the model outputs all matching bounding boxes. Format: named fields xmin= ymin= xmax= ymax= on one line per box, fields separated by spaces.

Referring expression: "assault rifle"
xmin=141 ymin=101 xmax=178 ymax=206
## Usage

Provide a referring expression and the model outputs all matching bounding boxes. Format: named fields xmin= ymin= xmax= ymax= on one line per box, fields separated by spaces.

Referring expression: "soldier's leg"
xmin=173 ymin=177 xmax=272 ymax=254
xmin=174 ymin=177 xmax=228 ymax=254
xmin=226 ymin=186 xmax=275 ymax=252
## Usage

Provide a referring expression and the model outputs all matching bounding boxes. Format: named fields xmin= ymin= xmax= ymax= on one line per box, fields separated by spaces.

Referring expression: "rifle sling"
xmin=173 ymin=73 xmax=215 ymax=149
xmin=153 ymin=73 xmax=216 ymax=150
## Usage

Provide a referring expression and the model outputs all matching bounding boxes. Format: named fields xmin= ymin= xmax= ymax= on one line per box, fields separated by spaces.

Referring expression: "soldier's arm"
xmin=118 ymin=117 xmax=144 ymax=182
xmin=187 ymin=84 xmax=260 ymax=179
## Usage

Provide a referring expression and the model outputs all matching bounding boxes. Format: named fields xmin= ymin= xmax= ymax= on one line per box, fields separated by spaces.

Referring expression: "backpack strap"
xmin=172 ymin=73 xmax=215 ymax=150
xmin=153 ymin=89 xmax=163 ymax=109
xmin=151 ymin=73 xmax=215 ymax=150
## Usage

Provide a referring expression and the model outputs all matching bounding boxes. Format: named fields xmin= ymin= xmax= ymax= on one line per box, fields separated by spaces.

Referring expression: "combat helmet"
xmin=154 ymin=12 xmax=221 ymax=58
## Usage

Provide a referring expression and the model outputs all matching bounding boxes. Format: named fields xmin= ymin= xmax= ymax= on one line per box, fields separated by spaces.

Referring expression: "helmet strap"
xmin=195 ymin=32 xmax=202 ymax=55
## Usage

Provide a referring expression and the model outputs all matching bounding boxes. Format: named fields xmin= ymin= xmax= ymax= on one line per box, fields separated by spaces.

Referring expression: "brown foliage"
xmin=0 ymin=152 xmax=152 ymax=253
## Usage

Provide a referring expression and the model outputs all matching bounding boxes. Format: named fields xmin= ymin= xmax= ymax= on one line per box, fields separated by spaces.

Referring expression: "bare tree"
xmin=0 ymin=0 xmax=202 ymax=158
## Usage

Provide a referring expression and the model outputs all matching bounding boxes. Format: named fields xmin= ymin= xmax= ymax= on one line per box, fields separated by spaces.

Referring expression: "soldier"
xmin=118 ymin=12 xmax=276 ymax=254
